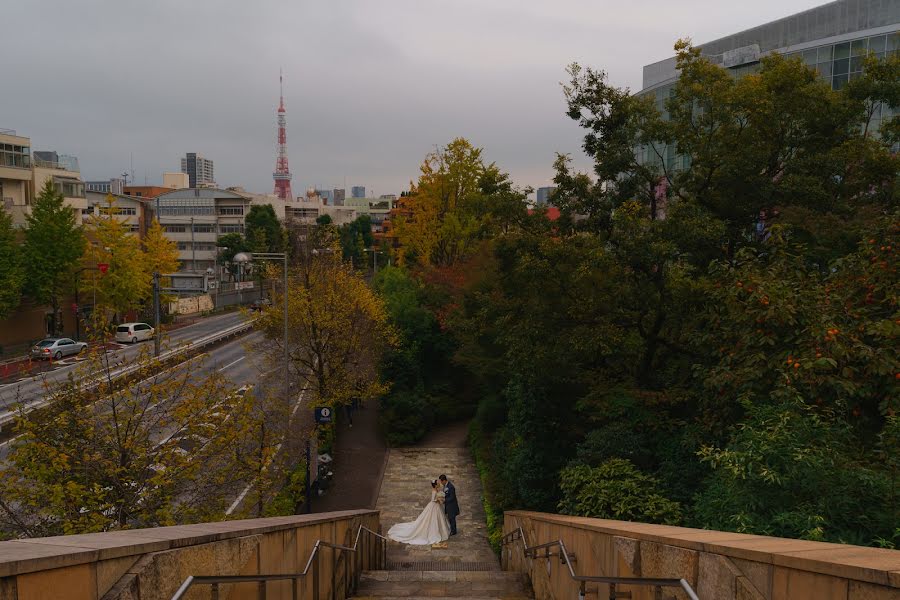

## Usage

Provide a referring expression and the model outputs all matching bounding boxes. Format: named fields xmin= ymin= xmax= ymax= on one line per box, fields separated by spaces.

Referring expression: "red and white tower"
xmin=273 ymin=71 xmax=293 ymax=200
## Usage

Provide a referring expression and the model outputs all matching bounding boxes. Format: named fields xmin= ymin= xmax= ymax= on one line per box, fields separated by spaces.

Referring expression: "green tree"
xmin=558 ymin=460 xmax=682 ymax=525
xmin=0 ymin=211 xmax=23 ymax=320
xmin=340 ymin=215 xmax=374 ymax=268
xmin=245 ymin=204 xmax=284 ymax=253
xmin=22 ymin=179 xmax=86 ymax=334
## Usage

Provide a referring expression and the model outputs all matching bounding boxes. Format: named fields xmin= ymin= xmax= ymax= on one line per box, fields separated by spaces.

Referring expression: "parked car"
xmin=115 ymin=322 xmax=155 ymax=344
xmin=249 ymin=298 xmax=272 ymax=312
xmin=30 ymin=338 xmax=88 ymax=360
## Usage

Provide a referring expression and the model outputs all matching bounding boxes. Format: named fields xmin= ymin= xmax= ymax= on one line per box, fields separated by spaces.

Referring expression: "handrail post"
xmin=211 ymin=582 xmax=220 ymax=600
xmin=313 ymin=548 xmax=320 ymax=600
xmin=332 ymin=546 xmax=337 ymax=600
xmin=292 ymin=577 xmax=299 ymax=600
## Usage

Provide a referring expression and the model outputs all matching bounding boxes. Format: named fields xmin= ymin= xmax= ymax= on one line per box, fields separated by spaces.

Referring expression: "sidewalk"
xmin=312 ymin=401 xmax=388 ymax=512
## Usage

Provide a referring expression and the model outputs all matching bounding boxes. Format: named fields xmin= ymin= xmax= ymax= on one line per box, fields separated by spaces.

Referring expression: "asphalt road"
xmin=0 ymin=311 xmax=250 ymax=413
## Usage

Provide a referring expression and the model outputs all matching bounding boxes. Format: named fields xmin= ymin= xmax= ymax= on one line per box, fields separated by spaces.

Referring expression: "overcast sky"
xmin=3 ymin=0 xmax=825 ymax=198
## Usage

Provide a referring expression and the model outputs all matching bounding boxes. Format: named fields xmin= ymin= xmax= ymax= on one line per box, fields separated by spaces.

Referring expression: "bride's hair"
xmin=431 ymin=479 xmax=438 ymax=488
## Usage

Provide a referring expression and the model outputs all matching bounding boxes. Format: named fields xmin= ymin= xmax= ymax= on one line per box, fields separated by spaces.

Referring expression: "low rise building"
xmin=84 ymin=191 xmax=151 ymax=236
xmin=155 ymin=188 xmax=251 ymax=272
xmin=31 ymin=150 xmax=86 ymax=226
xmin=0 ymin=128 xmax=32 ymax=224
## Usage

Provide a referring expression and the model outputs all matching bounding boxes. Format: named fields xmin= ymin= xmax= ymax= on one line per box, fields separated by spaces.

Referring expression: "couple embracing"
xmin=387 ymin=474 xmax=459 ymax=545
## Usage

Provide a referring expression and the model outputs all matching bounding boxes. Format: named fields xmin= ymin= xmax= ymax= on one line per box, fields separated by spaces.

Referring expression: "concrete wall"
xmin=0 ymin=510 xmax=379 ymax=600
xmin=168 ymin=295 xmax=215 ymax=316
xmin=503 ymin=511 xmax=900 ymax=600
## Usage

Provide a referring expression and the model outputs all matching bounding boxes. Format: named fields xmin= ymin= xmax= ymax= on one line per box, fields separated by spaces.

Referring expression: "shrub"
xmin=558 ymin=459 xmax=682 ymax=525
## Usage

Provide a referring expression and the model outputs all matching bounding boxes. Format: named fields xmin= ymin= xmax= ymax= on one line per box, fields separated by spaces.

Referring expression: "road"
xmin=0 ymin=311 xmax=250 ymax=413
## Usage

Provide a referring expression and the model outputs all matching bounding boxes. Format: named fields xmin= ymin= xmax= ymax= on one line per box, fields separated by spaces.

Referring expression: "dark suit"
xmin=443 ymin=481 xmax=459 ymax=535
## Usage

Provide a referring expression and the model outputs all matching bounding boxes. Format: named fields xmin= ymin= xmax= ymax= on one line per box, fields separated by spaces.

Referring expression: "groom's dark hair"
xmin=439 ymin=474 xmax=447 ymax=481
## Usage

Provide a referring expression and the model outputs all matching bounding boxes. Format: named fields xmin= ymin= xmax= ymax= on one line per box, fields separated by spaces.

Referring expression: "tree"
xmin=0 ymin=211 xmax=23 ymax=320
xmin=245 ymin=204 xmax=284 ymax=253
xmin=339 ymin=215 xmax=374 ymax=267
xmin=0 ymin=348 xmax=253 ymax=536
xmin=558 ymin=460 xmax=682 ymax=525
xmin=87 ymin=195 xmax=150 ymax=320
xmin=22 ymin=179 xmax=86 ymax=334
xmin=255 ymin=247 xmax=394 ymax=411
xmin=217 ymin=233 xmax=249 ymax=278
xmin=143 ymin=218 xmax=180 ymax=280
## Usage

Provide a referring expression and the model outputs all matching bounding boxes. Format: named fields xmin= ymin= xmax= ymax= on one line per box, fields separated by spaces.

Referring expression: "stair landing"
xmin=376 ymin=447 xmax=498 ymax=566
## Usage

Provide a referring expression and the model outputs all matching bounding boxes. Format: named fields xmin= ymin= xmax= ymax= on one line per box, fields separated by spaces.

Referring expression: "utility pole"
xmin=153 ymin=272 xmax=161 ymax=357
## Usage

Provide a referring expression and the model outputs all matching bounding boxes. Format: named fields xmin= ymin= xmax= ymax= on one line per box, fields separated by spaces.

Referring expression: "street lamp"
xmin=233 ymin=252 xmax=289 ymax=409
xmin=363 ymin=248 xmax=388 ymax=273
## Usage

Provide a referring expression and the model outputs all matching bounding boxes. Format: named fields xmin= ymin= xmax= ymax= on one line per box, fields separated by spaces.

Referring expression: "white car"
xmin=115 ymin=322 xmax=155 ymax=344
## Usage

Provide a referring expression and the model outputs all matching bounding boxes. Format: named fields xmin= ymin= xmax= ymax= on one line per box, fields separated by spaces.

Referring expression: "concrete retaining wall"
xmin=503 ymin=511 xmax=900 ymax=600
xmin=0 ymin=510 xmax=379 ymax=600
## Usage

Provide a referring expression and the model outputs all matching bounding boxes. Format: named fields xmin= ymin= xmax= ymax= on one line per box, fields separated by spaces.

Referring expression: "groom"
xmin=439 ymin=474 xmax=459 ymax=536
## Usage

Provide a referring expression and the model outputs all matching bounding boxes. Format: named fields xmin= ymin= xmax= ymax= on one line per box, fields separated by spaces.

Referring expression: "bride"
xmin=387 ymin=479 xmax=450 ymax=545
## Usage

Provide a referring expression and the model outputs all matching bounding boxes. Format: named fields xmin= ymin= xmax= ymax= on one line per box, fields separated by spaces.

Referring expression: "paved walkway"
xmin=312 ymin=402 xmax=388 ymax=513
xmin=377 ymin=436 xmax=497 ymax=567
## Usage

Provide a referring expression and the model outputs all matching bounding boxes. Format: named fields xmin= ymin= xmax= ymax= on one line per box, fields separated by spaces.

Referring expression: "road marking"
xmin=226 ymin=385 xmax=308 ymax=516
xmin=217 ymin=357 xmax=245 ymax=372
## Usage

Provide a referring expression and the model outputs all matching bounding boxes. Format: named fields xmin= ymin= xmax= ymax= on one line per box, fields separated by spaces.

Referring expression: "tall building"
xmin=180 ymin=152 xmax=215 ymax=188
xmin=536 ymin=186 xmax=557 ymax=205
xmin=333 ymin=188 xmax=346 ymax=206
xmin=351 ymin=186 xmax=366 ymax=198
xmin=637 ymin=0 xmax=899 ymax=170
xmin=272 ymin=72 xmax=293 ymax=200
xmin=317 ymin=189 xmax=334 ymax=204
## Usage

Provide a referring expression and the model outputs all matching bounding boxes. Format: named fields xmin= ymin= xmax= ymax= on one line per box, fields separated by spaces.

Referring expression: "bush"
xmin=558 ymin=460 xmax=683 ymax=525
xmin=380 ymin=390 xmax=434 ymax=446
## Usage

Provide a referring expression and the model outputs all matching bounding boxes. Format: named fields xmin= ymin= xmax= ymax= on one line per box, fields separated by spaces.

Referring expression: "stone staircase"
xmin=351 ymin=446 xmax=534 ymax=600
xmin=353 ymin=569 xmax=533 ymax=600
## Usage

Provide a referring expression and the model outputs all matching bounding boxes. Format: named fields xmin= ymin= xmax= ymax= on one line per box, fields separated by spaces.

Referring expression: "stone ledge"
xmin=505 ymin=511 xmax=900 ymax=589
xmin=0 ymin=509 xmax=377 ymax=578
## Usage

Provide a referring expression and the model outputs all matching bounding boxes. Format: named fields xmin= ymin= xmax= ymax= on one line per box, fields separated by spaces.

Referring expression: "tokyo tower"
xmin=273 ymin=71 xmax=293 ymax=200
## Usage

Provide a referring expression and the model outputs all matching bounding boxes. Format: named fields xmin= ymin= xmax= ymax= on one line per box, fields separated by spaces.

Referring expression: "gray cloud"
xmin=2 ymin=0 xmax=824 ymax=196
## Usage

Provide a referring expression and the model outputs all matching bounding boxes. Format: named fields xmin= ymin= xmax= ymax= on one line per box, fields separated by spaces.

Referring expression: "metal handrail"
xmin=171 ymin=524 xmax=388 ymax=600
xmin=501 ymin=527 xmax=700 ymax=600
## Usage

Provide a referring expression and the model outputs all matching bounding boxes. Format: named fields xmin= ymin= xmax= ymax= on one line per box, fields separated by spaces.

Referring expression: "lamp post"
xmin=233 ymin=252 xmax=289 ymax=406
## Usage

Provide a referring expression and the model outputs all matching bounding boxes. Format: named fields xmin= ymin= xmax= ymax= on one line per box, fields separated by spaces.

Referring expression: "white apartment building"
xmin=155 ymin=187 xmax=250 ymax=272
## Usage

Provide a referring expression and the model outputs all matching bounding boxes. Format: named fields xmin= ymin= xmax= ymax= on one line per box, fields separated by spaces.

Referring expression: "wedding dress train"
xmin=387 ymin=490 xmax=451 ymax=545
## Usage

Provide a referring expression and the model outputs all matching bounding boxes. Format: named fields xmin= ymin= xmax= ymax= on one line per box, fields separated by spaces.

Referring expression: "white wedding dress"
xmin=387 ymin=490 xmax=451 ymax=545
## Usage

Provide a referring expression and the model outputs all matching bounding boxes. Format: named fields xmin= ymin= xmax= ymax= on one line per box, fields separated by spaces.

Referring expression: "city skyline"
xmin=3 ymin=0 xmax=826 ymax=197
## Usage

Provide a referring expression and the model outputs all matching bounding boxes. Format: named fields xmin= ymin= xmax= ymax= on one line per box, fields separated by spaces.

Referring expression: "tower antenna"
xmin=272 ymin=68 xmax=293 ymax=200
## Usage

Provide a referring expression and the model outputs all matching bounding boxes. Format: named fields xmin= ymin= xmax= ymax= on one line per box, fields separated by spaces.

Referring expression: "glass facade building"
xmin=637 ymin=0 xmax=899 ymax=172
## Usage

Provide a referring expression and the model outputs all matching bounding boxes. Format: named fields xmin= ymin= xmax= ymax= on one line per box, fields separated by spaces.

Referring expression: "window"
xmin=219 ymin=224 xmax=244 ymax=234
xmin=193 ymin=224 xmax=215 ymax=233
xmin=218 ymin=206 xmax=244 ymax=216
xmin=54 ymin=178 xmax=85 ymax=198
xmin=851 ymin=39 xmax=867 ymax=57
xmin=833 ymin=74 xmax=849 ymax=90
xmin=99 ymin=206 xmax=136 ymax=216
xmin=177 ymin=242 xmax=190 ymax=250
xmin=869 ymin=36 xmax=886 ymax=54
xmin=834 ymin=42 xmax=850 ymax=60
xmin=833 ymin=58 xmax=849 ymax=76
xmin=164 ymin=225 xmax=186 ymax=233
xmin=817 ymin=45 xmax=833 ymax=62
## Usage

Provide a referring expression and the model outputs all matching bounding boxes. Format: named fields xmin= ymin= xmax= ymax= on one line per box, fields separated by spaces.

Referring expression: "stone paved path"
xmin=376 ymin=445 xmax=498 ymax=567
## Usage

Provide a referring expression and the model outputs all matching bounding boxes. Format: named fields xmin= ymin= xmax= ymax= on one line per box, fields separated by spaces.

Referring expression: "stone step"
xmin=352 ymin=596 xmax=524 ymax=600
xmin=355 ymin=570 xmax=533 ymax=599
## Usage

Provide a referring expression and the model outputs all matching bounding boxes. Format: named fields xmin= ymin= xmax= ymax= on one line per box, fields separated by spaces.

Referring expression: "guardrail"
xmin=171 ymin=524 xmax=388 ymax=600
xmin=501 ymin=527 xmax=700 ymax=600
xmin=0 ymin=319 xmax=256 ymax=428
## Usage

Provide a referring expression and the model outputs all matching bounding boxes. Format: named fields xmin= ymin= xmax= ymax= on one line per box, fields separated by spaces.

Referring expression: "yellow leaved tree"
xmin=255 ymin=242 xmax=395 ymax=412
